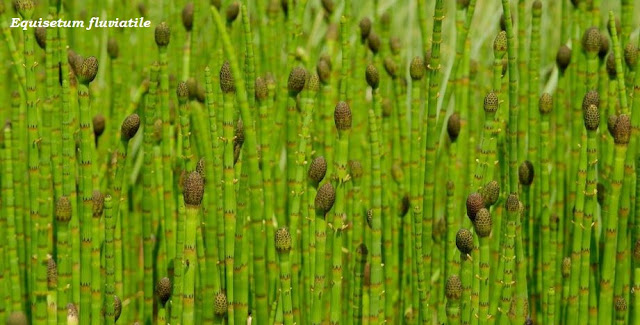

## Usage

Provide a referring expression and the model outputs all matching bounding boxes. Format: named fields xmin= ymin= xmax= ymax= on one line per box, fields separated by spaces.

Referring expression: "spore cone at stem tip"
xmin=613 ymin=114 xmax=631 ymax=145
xmin=604 ymin=51 xmax=617 ymax=77
xmin=349 ymin=160 xmax=363 ymax=180
xmin=78 ymin=56 xmax=99 ymax=85
xmin=539 ymin=93 xmax=553 ymax=114
xmin=315 ymin=182 xmax=336 ymax=216
xmin=519 ymin=160 xmax=534 ymax=186
xmin=624 ymin=43 xmax=638 ymax=69
xmin=56 ymin=196 xmax=72 ymax=222
xmin=615 ymin=297 xmax=627 ymax=312
xmin=582 ymin=27 xmax=601 ymax=54
xmin=177 ymin=81 xmax=189 ymax=103
xmin=445 ymin=275 xmax=462 ymax=300
xmin=92 ymin=190 xmax=105 ymax=218
xmin=359 ymin=17 xmax=372 ymax=41
xmin=220 ymin=61 xmax=236 ymax=94
xmin=66 ymin=50 xmax=80 ymax=74
xmin=584 ymin=104 xmax=600 ymax=131
xmin=365 ymin=64 xmax=379 ymax=89
xmin=288 ymin=66 xmax=307 ymax=95
xmin=334 ymin=101 xmax=352 ymax=131
xmin=484 ymin=91 xmax=499 ymax=113
xmin=556 ymin=45 xmax=572 ymax=72
xmin=447 ymin=113 xmax=461 ymax=142
xmin=255 ymin=77 xmax=268 ymax=101
xmin=214 ymin=292 xmax=228 ymax=315
xmin=368 ymin=32 xmax=381 ymax=54
xmin=501 ymin=195 xmax=517 ymax=215
xmin=182 ymin=2 xmax=194 ymax=31
xmin=456 ymin=229 xmax=473 ymax=255
xmin=466 ymin=192 xmax=484 ymax=221
xmin=410 ymin=56 xmax=425 ymax=80
xmin=156 ymin=277 xmax=172 ymax=307
xmin=107 ymin=37 xmax=119 ymax=59
xmin=582 ymin=90 xmax=599 ymax=111
xmin=306 ymin=73 xmax=320 ymax=92
xmin=47 ymin=257 xmax=57 ymax=287
xmin=308 ymin=156 xmax=327 ymax=185
xmin=226 ymin=2 xmax=240 ymax=23
xmin=481 ymin=181 xmax=500 ymax=207
xmin=532 ymin=0 xmax=542 ymax=11
xmin=383 ymin=57 xmax=398 ymax=78
xmin=35 ymin=27 xmax=46 ymax=49
xmin=121 ymin=113 xmax=141 ymax=142
xmin=275 ymin=227 xmax=292 ymax=252
xmin=474 ymin=208 xmax=492 ymax=237
xmin=155 ymin=22 xmax=171 ymax=47
xmin=317 ymin=59 xmax=331 ymax=84
xmin=184 ymin=170 xmax=205 ymax=206
xmin=15 ymin=0 xmax=34 ymax=18
xmin=114 ymin=295 xmax=122 ymax=321
xmin=493 ymin=31 xmax=507 ymax=58
xmin=93 ymin=114 xmax=106 ymax=138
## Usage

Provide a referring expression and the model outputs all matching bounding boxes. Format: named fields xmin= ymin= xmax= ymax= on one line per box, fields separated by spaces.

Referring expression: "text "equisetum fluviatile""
xmin=10 ymin=17 xmax=152 ymax=30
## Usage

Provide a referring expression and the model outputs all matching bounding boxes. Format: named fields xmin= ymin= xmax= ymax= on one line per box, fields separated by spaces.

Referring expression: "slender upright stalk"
xmin=422 ymin=4 xmax=444 ymax=318
xmin=155 ymin=22 xmax=177 ymax=267
xmin=599 ymin=113 xmax=631 ymax=324
xmin=311 ymin=182 xmax=335 ymax=325
xmin=182 ymin=171 xmax=204 ymax=325
xmin=3 ymin=125 xmax=22 ymax=313
xmin=539 ymin=93 xmax=554 ymax=322
xmin=75 ymin=56 xmax=100 ymax=325
xmin=156 ymin=278 xmax=172 ymax=325
xmin=220 ymin=61 xmax=237 ymax=325
xmin=275 ymin=228 xmax=294 ymax=325
xmin=446 ymin=275 xmax=462 ymax=325
xmin=501 ymin=0 xmax=520 ymax=195
xmin=171 ymin=202 xmax=187 ymax=325
xmin=103 ymin=196 xmax=115 ymax=325
xmin=474 ymin=209 xmax=492 ymax=322
xmin=365 ymin=64 xmax=384 ymax=323
xmin=142 ymin=63 xmax=160 ymax=325
xmin=456 ymin=229 xmax=474 ymax=325
xmin=580 ymin=104 xmax=600 ymax=323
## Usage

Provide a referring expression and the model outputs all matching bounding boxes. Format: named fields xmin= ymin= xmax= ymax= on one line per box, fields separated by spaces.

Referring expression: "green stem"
xmin=103 ymin=196 xmax=115 ymax=325
xmin=501 ymin=0 xmax=520 ymax=195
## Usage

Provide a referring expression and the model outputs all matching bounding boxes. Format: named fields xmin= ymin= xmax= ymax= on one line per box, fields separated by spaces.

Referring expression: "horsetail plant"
xmin=326 ymin=99 xmax=351 ymax=325
xmin=218 ymin=59 xmax=238 ymax=325
xmin=312 ymin=182 xmax=335 ymax=325
xmin=580 ymin=103 xmax=600 ymax=324
xmin=0 ymin=1 xmax=640 ymax=324
xmin=275 ymin=227 xmax=294 ymax=325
